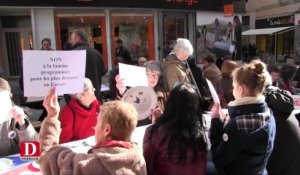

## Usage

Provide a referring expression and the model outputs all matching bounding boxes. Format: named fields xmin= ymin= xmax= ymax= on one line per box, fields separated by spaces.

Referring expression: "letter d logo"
xmin=20 ymin=141 xmax=40 ymax=160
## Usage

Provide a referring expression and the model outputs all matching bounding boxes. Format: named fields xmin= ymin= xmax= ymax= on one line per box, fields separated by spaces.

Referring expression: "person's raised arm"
xmin=43 ymin=88 xmax=60 ymax=118
xmin=39 ymin=88 xmax=61 ymax=152
xmin=115 ymin=74 xmax=126 ymax=96
xmin=10 ymin=106 xmax=38 ymax=142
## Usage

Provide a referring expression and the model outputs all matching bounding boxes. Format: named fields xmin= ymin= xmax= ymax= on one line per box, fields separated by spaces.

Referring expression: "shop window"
xmin=163 ymin=14 xmax=187 ymax=58
xmin=1 ymin=16 xmax=31 ymax=28
xmin=110 ymin=13 xmax=154 ymax=66
xmin=56 ymin=14 xmax=108 ymax=69
xmin=277 ymin=34 xmax=284 ymax=57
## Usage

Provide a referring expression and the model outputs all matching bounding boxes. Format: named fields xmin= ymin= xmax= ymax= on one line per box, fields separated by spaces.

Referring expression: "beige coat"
xmin=162 ymin=54 xmax=191 ymax=92
xmin=38 ymin=117 xmax=147 ymax=175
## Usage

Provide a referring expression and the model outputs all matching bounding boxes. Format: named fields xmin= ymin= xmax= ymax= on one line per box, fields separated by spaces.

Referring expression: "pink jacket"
xmin=38 ymin=117 xmax=147 ymax=175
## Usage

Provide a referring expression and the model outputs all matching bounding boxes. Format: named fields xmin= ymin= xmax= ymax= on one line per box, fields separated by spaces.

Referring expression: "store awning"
xmin=242 ymin=27 xmax=294 ymax=36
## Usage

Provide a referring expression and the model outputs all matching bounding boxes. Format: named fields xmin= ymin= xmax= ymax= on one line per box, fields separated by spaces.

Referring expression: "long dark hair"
xmin=149 ymin=83 xmax=207 ymax=164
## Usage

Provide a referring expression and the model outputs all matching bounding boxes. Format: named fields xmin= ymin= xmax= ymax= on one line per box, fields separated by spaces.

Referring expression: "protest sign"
xmin=0 ymin=91 xmax=12 ymax=124
xmin=23 ymin=50 xmax=86 ymax=97
xmin=206 ymin=78 xmax=220 ymax=104
xmin=119 ymin=63 xmax=148 ymax=87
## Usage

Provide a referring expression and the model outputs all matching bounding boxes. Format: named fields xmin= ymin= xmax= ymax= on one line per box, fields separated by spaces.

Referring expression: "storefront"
xmin=242 ymin=15 xmax=295 ymax=62
xmin=0 ymin=0 xmax=225 ymax=78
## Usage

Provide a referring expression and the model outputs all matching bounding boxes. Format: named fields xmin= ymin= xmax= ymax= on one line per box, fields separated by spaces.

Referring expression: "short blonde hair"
xmin=221 ymin=60 xmax=238 ymax=78
xmin=100 ymin=101 xmax=138 ymax=141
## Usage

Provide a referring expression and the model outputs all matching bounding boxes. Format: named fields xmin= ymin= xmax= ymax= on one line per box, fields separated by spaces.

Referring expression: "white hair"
xmin=71 ymin=78 xmax=93 ymax=99
xmin=174 ymin=38 xmax=193 ymax=56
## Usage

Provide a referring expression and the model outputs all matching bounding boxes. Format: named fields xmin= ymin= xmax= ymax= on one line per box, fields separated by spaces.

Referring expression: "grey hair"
xmin=73 ymin=29 xmax=88 ymax=42
xmin=71 ymin=78 xmax=93 ymax=99
xmin=174 ymin=38 xmax=193 ymax=56
xmin=0 ymin=77 xmax=11 ymax=93
xmin=144 ymin=61 xmax=162 ymax=75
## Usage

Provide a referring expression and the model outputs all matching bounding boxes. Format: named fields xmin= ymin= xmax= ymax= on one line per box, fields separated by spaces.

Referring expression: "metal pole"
xmin=185 ymin=60 xmax=203 ymax=100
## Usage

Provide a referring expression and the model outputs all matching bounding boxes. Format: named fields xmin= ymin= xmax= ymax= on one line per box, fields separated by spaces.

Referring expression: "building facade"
xmin=244 ymin=0 xmax=300 ymax=63
xmin=0 ymin=0 xmax=227 ymax=78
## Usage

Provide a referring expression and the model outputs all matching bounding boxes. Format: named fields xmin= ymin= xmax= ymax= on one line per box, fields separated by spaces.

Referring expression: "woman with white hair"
xmin=162 ymin=38 xmax=194 ymax=92
xmin=59 ymin=78 xmax=101 ymax=143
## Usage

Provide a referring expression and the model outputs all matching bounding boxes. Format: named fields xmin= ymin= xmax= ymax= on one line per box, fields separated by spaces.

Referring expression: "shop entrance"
xmin=56 ymin=13 xmax=108 ymax=69
xmin=162 ymin=13 xmax=188 ymax=58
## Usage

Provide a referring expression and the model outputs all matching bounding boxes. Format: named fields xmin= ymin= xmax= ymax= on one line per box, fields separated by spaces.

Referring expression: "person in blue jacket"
xmin=210 ymin=61 xmax=276 ymax=175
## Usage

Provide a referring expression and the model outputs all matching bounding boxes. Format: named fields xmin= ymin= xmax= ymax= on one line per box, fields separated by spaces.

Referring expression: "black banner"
xmin=256 ymin=15 xmax=295 ymax=29
xmin=0 ymin=0 xmax=225 ymax=11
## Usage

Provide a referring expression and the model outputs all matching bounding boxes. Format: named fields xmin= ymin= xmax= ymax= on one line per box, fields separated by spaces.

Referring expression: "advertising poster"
xmin=196 ymin=12 xmax=242 ymax=62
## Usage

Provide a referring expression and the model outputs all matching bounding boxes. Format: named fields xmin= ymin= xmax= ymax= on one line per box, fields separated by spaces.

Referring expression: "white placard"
xmin=0 ymin=91 xmax=13 ymax=124
xmin=23 ymin=50 xmax=86 ymax=97
xmin=119 ymin=63 xmax=148 ymax=87
xmin=206 ymin=79 xmax=220 ymax=104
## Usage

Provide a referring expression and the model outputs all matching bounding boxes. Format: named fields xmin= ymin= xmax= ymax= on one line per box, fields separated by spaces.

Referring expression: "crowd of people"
xmin=1 ymin=31 xmax=300 ymax=175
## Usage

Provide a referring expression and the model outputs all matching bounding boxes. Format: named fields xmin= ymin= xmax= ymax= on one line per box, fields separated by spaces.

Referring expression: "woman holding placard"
xmin=115 ymin=61 xmax=168 ymax=125
xmin=0 ymin=78 xmax=38 ymax=156
xmin=59 ymin=78 xmax=100 ymax=144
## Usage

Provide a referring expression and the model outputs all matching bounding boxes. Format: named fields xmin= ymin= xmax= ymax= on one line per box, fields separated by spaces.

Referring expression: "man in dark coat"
xmin=233 ymin=15 xmax=242 ymax=60
xmin=265 ymin=86 xmax=300 ymax=175
xmin=115 ymin=39 xmax=132 ymax=64
xmin=70 ymin=29 xmax=105 ymax=101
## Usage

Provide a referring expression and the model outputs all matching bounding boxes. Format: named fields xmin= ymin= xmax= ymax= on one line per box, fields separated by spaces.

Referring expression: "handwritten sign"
xmin=119 ymin=63 xmax=148 ymax=87
xmin=0 ymin=91 xmax=12 ymax=124
xmin=23 ymin=50 xmax=86 ymax=97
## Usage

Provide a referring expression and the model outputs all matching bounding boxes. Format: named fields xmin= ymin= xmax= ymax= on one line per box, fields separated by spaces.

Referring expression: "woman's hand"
xmin=10 ymin=106 xmax=26 ymax=127
xmin=211 ymin=103 xmax=221 ymax=119
xmin=149 ymin=107 xmax=163 ymax=123
xmin=115 ymin=74 xmax=126 ymax=95
xmin=43 ymin=88 xmax=60 ymax=118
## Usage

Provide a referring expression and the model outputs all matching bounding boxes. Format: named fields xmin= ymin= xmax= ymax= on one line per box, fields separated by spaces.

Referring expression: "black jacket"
xmin=116 ymin=46 xmax=132 ymax=64
xmin=265 ymin=86 xmax=300 ymax=175
xmin=234 ymin=25 xmax=242 ymax=60
xmin=72 ymin=42 xmax=105 ymax=100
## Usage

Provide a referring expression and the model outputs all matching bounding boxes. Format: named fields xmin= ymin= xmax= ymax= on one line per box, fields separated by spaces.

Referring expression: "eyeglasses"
xmin=147 ymin=73 xmax=159 ymax=79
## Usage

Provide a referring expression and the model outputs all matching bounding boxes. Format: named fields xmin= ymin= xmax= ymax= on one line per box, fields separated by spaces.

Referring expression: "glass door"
xmin=56 ymin=13 xmax=108 ymax=69
xmin=110 ymin=12 xmax=155 ymax=66
xmin=162 ymin=13 xmax=188 ymax=58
